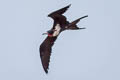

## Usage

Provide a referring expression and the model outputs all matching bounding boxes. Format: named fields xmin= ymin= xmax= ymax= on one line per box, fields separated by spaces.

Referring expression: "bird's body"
xmin=52 ymin=24 xmax=61 ymax=37
xmin=40 ymin=4 xmax=88 ymax=74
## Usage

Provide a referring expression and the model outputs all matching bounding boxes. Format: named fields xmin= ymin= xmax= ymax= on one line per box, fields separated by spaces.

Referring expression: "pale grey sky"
xmin=0 ymin=0 xmax=120 ymax=80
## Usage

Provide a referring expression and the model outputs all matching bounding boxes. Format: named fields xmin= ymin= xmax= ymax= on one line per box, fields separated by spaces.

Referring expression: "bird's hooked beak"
xmin=42 ymin=32 xmax=48 ymax=35
xmin=42 ymin=29 xmax=57 ymax=35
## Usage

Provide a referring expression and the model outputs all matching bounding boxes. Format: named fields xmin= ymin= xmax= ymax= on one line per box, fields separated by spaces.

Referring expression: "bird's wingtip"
xmin=45 ymin=71 xmax=48 ymax=74
xmin=66 ymin=4 xmax=71 ymax=9
xmin=85 ymin=15 xmax=88 ymax=17
xmin=44 ymin=68 xmax=48 ymax=74
xmin=68 ymin=4 xmax=71 ymax=7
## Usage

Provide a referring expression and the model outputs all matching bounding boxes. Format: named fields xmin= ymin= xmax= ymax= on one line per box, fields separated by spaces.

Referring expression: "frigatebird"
xmin=40 ymin=4 xmax=88 ymax=74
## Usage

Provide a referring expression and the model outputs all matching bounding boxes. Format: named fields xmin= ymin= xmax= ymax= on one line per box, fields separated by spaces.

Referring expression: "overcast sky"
xmin=0 ymin=0 xmax=120 ymax=80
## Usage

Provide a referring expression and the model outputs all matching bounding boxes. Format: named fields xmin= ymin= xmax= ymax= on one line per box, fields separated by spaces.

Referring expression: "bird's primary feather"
xmin=40 ymin=36 xmax=57 ymax=73
xmin=48 ymin=4 xmax=71 ymax=29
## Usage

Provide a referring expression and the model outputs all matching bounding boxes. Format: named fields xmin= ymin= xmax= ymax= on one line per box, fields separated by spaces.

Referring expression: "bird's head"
xmin=42 ymin=29 xmax=56 ymax=37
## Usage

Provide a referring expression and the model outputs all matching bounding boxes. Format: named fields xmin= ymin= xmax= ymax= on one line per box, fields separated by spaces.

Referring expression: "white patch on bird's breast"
xmin=53 ymin=24 xmax=61 ymax=36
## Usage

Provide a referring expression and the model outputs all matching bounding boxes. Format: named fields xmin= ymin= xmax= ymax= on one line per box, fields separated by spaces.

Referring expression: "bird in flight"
xmin=39 ymin=4 xmax=88 ymax=74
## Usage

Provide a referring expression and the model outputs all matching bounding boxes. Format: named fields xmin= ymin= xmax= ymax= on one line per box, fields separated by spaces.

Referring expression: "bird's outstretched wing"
xmin=48 ymin=4 xmax=71 ymax=17
xmin=48 ymin=4 xmax=71 ymax=27
xmin=40 ymin=36 xmax=57 ymax=74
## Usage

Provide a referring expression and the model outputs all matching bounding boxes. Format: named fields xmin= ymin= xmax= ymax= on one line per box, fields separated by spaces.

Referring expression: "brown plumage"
xmin=40 ymin=36 xmax=57 ymax=73
xmin=40 ymin=4 xmax=88 ymax=74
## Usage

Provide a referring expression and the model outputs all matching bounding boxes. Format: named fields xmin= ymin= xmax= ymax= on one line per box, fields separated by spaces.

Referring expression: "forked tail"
xmin=67 ymin=15 xmax=88 ymax=30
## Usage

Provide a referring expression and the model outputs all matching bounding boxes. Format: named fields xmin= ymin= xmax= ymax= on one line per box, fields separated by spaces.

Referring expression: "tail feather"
xmin=68 ymin=15 xmax=88 ymax=30
xmin=79 ymin=15 xmax=88 ymax=20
